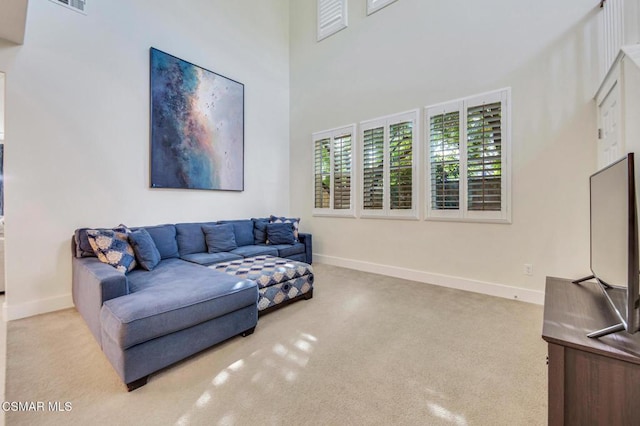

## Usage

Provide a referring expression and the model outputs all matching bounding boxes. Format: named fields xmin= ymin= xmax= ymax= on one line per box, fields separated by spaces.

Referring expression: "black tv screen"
xmin=590 ymin=152 xmax=640 ymax=335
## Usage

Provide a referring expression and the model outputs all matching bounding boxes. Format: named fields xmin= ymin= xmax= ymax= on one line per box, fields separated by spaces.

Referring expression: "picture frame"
xmin=149 ymin=47 xmax=244 ymax=191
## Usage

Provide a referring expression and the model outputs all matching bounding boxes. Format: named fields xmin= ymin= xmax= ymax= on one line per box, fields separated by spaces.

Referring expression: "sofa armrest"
xmin=72 ymin=256 xmax=129 ymax=345
xmin=298 ymin=233 xmax=313 ymax=264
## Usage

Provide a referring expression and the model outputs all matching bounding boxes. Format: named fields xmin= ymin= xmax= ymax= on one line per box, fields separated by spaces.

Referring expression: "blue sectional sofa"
xmin=71 ymin=218 xmax=312 ymax=391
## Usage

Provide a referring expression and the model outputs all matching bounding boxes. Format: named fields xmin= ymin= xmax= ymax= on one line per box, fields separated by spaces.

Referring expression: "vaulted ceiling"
xmin=0 ymin=0 xmax=29 ymax=45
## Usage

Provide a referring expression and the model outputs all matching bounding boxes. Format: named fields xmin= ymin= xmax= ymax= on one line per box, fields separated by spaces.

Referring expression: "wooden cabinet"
xmin=542 ymin=277 xmax=640 ymax=425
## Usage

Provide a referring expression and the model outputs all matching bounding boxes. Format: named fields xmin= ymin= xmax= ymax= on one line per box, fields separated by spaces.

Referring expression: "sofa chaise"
xmin=71 ymin=217 xmax=312 ymax=390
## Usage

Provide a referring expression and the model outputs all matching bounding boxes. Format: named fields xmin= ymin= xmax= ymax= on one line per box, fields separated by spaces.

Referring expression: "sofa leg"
xmin=304 ymin=288 xmax=314 ymax=300
xmin=241 ymin=326 xmax=256 ymax=337
xmin=126 ymin=376 xmax=149 ymax=392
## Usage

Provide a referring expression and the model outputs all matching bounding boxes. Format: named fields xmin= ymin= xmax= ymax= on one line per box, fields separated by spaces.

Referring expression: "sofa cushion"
xmin=86 ymin=228 xmax=137 ymax=273
xmin=181 ymin=252 xmax=243 ymax=266
xmin=203 ymin=224 xmax=238 ymax=253
xmin=252 ymin=219 xmax=269 ymax=245
xmin=128 ymin=229 xmax=161 ymax=271
xmin=269 ymin=242 xmax=306 ymax=258
xmin=102 ymin=259 xmax=258 ymax=349
xmin=266 ymin=222 xmax=295 ymax=245
xmin=143 ymin=225 xmax=179 ymax=260
xmin=270 ymin=215 xmax=300 ymax=241
xmin=175 ymin=222 xmax=216 ymax=256
xmin=230 ymin=245 xmax=278 ymax=258
xmin=285 ymin=253 xmax=306 ymax=263
xmin=219 ymin=220 xmax=255 ymax=247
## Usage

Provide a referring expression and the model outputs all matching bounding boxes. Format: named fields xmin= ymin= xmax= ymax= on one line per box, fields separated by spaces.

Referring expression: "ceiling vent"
xmin=49 ymin=0 xmax=86 ymax=15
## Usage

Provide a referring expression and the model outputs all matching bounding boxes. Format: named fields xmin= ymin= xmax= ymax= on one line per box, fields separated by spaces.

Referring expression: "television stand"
xmin=542 ymin=277 xmax=640 ymax=424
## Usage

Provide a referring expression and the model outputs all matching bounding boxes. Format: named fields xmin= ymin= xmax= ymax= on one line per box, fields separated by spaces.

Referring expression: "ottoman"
xmin=211 ymin=255 xmax=314 ymax=315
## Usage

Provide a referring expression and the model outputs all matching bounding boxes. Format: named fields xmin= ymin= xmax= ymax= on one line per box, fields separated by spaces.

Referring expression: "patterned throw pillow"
xmin=269 ymin=215 xmax=300 ymax=241
xmin=86 ymin=226 xmax=137 ymax=273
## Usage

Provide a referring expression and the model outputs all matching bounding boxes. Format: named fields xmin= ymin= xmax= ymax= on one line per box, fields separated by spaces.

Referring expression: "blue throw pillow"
xmin=253 ymin=219 xmax=269 ymax=244
xmin=203 ymin=224 xmax=238 ymax=253
xmin=129 ymin=229 xmax=161 ymax=271
xmin=266 ymin=222 xmax=295 ymax=245
xmin=269 ymin=215 xmax=300 ymax=241
xmin=86 ymin=227 xmax=137 ymax=273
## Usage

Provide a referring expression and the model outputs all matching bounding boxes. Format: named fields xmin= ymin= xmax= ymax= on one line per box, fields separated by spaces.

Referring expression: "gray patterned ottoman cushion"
xmin=211 ymin=255 xmax=314 ymax=312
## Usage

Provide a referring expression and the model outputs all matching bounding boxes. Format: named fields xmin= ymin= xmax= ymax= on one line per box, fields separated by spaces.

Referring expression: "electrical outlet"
xmin=524 ymin=264 xmax=533 ymax=276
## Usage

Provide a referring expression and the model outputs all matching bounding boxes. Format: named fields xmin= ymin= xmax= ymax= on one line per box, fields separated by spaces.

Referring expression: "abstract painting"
xmin=150 ymin=48 xmax=244 ymax=191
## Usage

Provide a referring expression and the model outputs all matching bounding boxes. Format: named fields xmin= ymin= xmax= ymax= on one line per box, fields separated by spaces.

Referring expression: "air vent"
xmin=49 ymin=0 xmax=87 ymax=15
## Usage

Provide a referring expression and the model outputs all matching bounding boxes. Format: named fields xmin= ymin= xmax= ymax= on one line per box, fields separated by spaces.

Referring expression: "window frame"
xmin=317 ymin=0 xmax=348 ymax=41
xmin=425 ymin=88 xmax=511 ymax=224
xmin=366 ymin=0 xmax=399 ymax=15
xmin=312 ymin=124 xmax=357 ymax=217
xmin=360 ymin=109 xmax=420 ymax=220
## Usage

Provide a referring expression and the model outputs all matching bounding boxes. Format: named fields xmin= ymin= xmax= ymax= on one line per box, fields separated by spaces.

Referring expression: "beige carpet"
xmin=5 ymin=264 xmax=547 ymax=425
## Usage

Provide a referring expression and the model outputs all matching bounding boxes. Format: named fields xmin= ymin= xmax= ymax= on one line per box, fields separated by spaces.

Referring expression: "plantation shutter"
xmin=317 ymin=0 xmax=347 ymax=41
xmin=426 ymin=89 xmax=509 ymax=222
xmin=466 ymin=102 xmax=502 ymax=211
xmin=314 ymin=138 xmax=331 ymax=209
xmin=367 ymin=0 xmax=399 ymax=15
xmin=362 ymin=127 xmax=385 ymax=210
xmin=389 ymin=121 xmax=413 ymax=210
xmin=429 ymin=110 xmax=461 ymax=210
xmin=312 ymin=124 xmax=356 ymax=216
xmin=333 ymin=134 xmax=352 ymax=209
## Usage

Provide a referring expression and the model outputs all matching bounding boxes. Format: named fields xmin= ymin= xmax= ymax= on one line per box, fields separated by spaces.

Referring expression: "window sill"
xmin=360 ymin=213 xmax=419 ymax=221
xmin=424 ymin=216 xmax=512 ymax=225
xmin=312 ymin=211 xmax=357 ymax=218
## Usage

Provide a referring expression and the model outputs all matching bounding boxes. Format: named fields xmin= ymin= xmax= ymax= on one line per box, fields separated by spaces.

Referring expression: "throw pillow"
xmin=128 ymin=228 xmax=161 ymax=271
xmin=86 ymin=227 xmax=137 ymax=273
xmin=253 ymin=219 xmax=269 ymax=244
xmin=269 ymin=215 xmax=300 ymax=241
xmin=266 ymin=222 xmax=296 ymax=245
xmin=203 ymin=224 xmax=238 ymax=253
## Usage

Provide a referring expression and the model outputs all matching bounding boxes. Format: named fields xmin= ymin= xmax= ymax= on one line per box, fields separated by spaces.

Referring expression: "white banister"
xmin=600 ymin=0 xmax=626 ymax=77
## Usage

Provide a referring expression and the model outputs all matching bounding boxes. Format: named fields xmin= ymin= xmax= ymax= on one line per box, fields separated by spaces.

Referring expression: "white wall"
xmin=0 ymin=0 xmax=290 ymax=319
xmin=0 ymin=72 xmax=4 ymax=140
xmin=290 ymin=0 xmax=600 ymax=302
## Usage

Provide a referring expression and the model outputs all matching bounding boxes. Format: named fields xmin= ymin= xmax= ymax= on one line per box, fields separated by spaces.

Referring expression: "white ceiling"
xmin=0 ymin=0 xmax=29 ymax=45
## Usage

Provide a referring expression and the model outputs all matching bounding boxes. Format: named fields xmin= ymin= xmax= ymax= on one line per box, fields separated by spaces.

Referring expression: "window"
xmin=361 ymin=110 xmax=418 ymax=218
xmin=367 ymin=0 xmax=399 ymax=15
xmin=317 ymin=0 xmax=348 ymax=41
xmin=426 ymin=88 xmax=511 ymax=223
xmin=313 ymin=124 xmax=356 ymax=216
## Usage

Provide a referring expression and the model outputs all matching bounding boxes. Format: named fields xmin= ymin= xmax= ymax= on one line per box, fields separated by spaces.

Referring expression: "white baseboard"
xmin=314 ymin=254 xmax=544 ymax=305
xmin=3 ymin=293 xmax=73 ymax=321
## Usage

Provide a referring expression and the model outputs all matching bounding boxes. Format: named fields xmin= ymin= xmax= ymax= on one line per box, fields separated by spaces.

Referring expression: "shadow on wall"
xmin=502 ymin=4 xmax=601 ymax=144
xmin=501 ymin=4 xmax=601 ymax=277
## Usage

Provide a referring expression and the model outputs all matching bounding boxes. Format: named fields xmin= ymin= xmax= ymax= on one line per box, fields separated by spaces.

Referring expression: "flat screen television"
xmin=574 ymin=152 xmax=640 ymax=338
